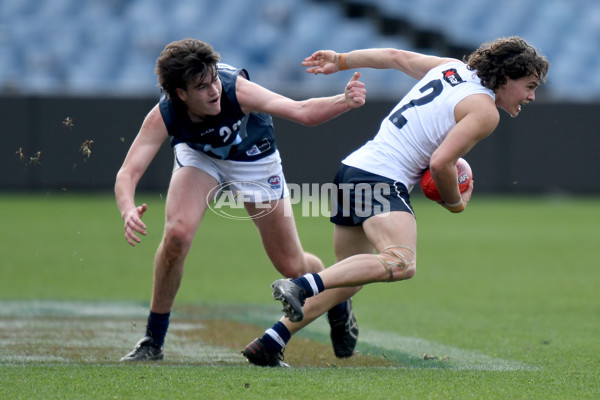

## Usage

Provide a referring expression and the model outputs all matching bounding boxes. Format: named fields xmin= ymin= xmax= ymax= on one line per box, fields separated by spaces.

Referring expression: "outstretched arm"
xmin=115 ymin=104 xmax=168 ymax=245
xmin=303 ymin=48 xmax=458 ymax=80
xmin=237 ymin=71 xmax=366 ymax=126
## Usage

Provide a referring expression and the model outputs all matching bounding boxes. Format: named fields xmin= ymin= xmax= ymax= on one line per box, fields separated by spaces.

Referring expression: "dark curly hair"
xmin=465 ymin=36 xmax=550 ymax=92
xmin=154 ymin=38 xmax=221 ymax=103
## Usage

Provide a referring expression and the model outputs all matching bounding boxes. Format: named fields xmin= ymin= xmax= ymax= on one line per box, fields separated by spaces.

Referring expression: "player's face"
xmin=177 ymin=71 xmax=222 ymax=121
xmin=495 ymin=75 xmax=540 ymax=118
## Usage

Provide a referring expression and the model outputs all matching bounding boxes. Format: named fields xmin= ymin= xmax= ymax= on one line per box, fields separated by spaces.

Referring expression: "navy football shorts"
xmin=330 ymin=164 xmax=415 ymax=226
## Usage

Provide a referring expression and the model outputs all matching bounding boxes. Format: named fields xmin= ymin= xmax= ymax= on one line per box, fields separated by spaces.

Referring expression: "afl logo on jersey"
xmin=246 ymin=145 xmax=260 ymax=156
xmin=442 ymin=68 xmax=464 ymax=87
xmin=268 ymin=175 xmax=281 ymax=190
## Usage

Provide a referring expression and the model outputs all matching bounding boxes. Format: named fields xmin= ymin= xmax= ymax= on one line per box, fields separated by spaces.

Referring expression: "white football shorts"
xmin=173 ymin=143 xmax=289 ymax=202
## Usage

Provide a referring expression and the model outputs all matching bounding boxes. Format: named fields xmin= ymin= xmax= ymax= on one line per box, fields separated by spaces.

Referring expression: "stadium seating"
xmin=0 ymin=0 xmax=598 ymax=100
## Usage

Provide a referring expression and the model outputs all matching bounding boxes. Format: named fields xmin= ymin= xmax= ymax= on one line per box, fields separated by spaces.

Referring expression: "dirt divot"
xmin=0 ymin=301 xmax=400 ymax=367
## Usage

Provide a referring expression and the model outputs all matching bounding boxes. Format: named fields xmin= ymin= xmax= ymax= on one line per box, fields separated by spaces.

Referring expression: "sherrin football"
xmin=420 ymin=158 xmax=473 ymax=202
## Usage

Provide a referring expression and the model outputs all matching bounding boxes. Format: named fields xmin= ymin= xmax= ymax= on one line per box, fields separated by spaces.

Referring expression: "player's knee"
xmin=377 ymin=246 xmax=417 ymax=282
xmin=271 ymin=254 xmax=303 ymax=278
xmin=389 ymin=260 xmax=416 ymax=282
xmin=302 ymin=252 xmax=325 ymax=274
xmin=402 ymin=263 xmax=416 ymax=280
xmin=162 ymin=223 xmax=194 ymax=256
xmin=272 ymin=251 xmax=324 ymax=278
xmin=278 ymin=265 xmax=302 ymax=278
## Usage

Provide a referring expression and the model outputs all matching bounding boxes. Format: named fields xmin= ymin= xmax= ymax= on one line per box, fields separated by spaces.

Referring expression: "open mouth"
xmin=517 ymin=101 xmax=529 ymax=113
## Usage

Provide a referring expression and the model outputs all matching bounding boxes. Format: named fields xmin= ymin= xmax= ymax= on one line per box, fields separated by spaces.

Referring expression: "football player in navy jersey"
xmin=115 ymin=39 xmax=366 ymax=362
xmin=243 ymin=36 xmax=549 ymax=367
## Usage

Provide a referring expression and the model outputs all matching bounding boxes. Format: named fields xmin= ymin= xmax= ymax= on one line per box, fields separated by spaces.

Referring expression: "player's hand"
xmin=345 ymin=72 xmax=366 ymax=108
xmin=303 ymin=50 xmax=338 ymax=75
xmin=440 ymin=181 xmax=474 ymax=213
xmin=123 ymin=203 xmax=147 ymax=246
xmin=461 ymin=180 xmax=474 ymax=203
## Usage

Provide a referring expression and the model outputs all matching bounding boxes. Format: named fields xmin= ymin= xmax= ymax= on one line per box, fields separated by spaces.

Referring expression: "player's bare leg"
xmin=322 ymin=224 xmax=374 ymax=356
xmin=249 ymin=211 xmax=417 ymax=364
xmin=121 ymin=167 xmax=217 ymax=361
xmin=319 ymin=211 xmax=417 ymax=287
xmin=273 ymin=211 xmax=416 ymax=315
xmin=244 ymin=216 xmax=375 ymax=365
xmin=273 ymin=211 xmax=416 ymax=324
xmin=282 ymin=224 xmax=374 ymax=327
xmin=246 ymin=197 xmax=324 ymax=278
xmin=150 ymin=167 xmax=218 ymax=312
xmin=334 ymin=224 xmax=375 ymax=262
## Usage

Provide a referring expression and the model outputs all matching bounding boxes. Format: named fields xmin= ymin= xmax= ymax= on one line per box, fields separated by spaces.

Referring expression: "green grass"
xmin=4 ymin=365 xmax=594 ymax=400
xmin=1 ymin=192 xmax=599 ymax=399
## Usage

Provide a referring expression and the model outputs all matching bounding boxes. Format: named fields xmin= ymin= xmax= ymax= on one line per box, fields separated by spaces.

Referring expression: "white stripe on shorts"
xmin=394 ymin=181 xmax=415 ymax=217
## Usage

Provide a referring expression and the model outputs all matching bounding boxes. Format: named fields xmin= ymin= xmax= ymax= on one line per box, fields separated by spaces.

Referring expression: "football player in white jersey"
xmin=243 ymin=36 xmax=549 ymax=366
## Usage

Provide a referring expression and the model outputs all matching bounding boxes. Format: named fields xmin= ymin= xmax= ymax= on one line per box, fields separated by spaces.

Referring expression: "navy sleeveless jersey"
xmin=159 ymin=63 xmax=276 ymax=161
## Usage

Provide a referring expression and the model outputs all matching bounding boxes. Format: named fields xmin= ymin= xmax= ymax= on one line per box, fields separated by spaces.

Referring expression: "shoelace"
xmin=277 ymin=346 xmax=286 ymax=361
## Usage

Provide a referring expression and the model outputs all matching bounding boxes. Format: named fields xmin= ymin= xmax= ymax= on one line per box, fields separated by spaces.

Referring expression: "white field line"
xmin=0 ymin=300 xmax=148 ymax=319
xmin=241 ymin=306 xmax=537 ymax=371
xmin=0 ymin=301 xmax=244 ymax=364
xmin=357 ymin=331 xmax=535 ymax=371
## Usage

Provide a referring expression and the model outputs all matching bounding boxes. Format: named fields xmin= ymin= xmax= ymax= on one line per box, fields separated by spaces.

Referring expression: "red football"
xmin=420 ymin=158 xmax=473 ymax=202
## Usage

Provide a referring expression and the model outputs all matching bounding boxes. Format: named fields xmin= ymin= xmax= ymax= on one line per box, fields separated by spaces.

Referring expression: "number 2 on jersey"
xmin=389 ymin=79 xmax=443 ymax=129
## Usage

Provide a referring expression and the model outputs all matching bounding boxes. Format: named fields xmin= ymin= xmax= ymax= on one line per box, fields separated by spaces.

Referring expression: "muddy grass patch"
xmin=0 ymin=301 xmax=401 ymax=368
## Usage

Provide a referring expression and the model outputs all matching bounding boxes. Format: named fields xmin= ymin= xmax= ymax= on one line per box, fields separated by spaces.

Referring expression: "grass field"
xmin=0 ymin=192 xmax=598 ymax=399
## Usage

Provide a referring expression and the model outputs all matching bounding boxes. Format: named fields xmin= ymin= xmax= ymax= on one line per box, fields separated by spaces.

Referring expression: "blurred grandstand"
xmin=0 ymin=0 xmax=599 ymax=101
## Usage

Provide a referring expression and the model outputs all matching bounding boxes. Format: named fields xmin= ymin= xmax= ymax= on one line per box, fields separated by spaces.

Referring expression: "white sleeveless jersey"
xmin=342 ymin=61 xmax=494 ymax=192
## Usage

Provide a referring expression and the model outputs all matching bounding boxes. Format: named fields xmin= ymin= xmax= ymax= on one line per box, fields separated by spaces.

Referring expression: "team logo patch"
xmin=268 ymin=175 xmax=281 ymax=190
xmin=246 ymin=145 xmax=260 ymax=156
xmin=442 ymin=68 xmax=464 ymax=86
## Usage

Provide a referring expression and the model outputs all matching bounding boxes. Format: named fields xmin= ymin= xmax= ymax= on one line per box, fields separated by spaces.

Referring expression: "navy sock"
xmin=292 ymin=273 xmax=324 ymax=297
xmin=327 ymin=300 xmax=348 ymax=321
xmin=261 ymin=321 xmax=291 ymax=354
xmin=145 ymin=311 xmax=170 ymax=348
